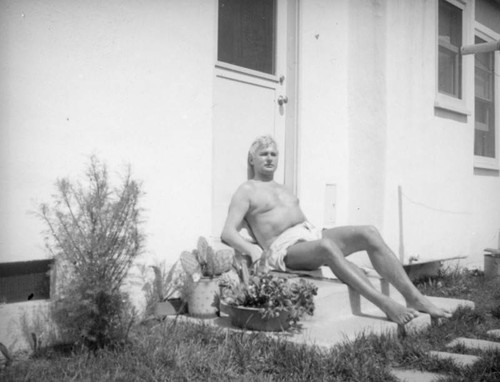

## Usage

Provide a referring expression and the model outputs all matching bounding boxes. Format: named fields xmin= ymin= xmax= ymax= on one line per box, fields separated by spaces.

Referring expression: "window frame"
xmin=215 ymin=0 xmax=280 ymax=82
xmin=435 ymin=0 xmax=472 ymax=116
xmin=473 ymin=22 xmax=500 ymax=170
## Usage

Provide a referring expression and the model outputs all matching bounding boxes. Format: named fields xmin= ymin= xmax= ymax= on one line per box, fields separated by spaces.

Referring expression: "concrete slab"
xmin=427 ymin=350 xmax=480 ymax=367
xmin=288 ymin=312 xmax=431 ymax=348
xmin=300 ymin=278 xmax=473 ymax=325
xmin=172 ymin=310 xmax=430 ymax=350
xmin=447 ymin=337 xmax=500 ymax=352
xmin=424 ymin=296 xmax=475 ymax=311
xmin=390 ymin=368 xmax=449 ymax=382
xmin=171 ymin=275 xmax=475 ymax=349
xmin=487 ymin=329 xmax=500 ymax=339
xmin=0 ymin=300 xmax=53 ymax=354
xmin=310 ymin=278 xmax=396 ymax=320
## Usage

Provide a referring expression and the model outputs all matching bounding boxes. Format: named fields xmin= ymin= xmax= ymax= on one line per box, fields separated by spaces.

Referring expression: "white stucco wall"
xmin=383 ymin=0 xmax=500 ymax=268
xmin=346 ymin=0 xmax=388 ymax=228
xmin=297 ymin=0 xmax=350 ymax=228
xmin=2 ymin=0 xmax=499 ymax=274
xmin=0 ymin=0 xmax=216 ymax=266
xmin=298 ymin=0 xmax=500 ymax=269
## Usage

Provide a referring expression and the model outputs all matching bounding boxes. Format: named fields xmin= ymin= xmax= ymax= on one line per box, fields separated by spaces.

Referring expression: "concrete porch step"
xmin=176 ymin=275 xmax=474 ymax=350
xmin=446 ymin=337 xmax=500 ymax=352
xmin=288 ymin=310 xmax=431 ymax=348
xmin=487 ymin=329 xmax=500 ymax=339
xmin=305 ymin=277 xmax=474 ymax=323
xmin=427 ymin=350 xmax=480 ymax=367
xmin=390 ymin=368 xmax=449 ymax=382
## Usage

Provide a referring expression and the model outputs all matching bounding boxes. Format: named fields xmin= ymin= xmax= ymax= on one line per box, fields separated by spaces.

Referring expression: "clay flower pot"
xmin=221 ymin=302 xmax=291 ymax=332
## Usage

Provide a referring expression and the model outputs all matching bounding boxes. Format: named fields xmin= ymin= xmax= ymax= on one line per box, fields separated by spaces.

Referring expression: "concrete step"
xmin=289 ymin=310 xmax=431 ymax=348
xmin=427 ymin=350 xmax=480 ymax=367
xmin=264 ymin=279 xmax=472 ymax=348
xmin=308 ymin=277 xmax=474 ymax=322
xmin=175 ymin=307 xmax=431 ymax=349
xmin=447 ymin=337 xmax=500 ymax=352
xmin=310 ymin=277 xmax=398 ymax=320
xmin=177 ymin=275 xmax=474 ymax=349
xmin=487 ymin=329 xmax=500 ymax=339
xmin=390 ymin=368 xmax=449 ymax=382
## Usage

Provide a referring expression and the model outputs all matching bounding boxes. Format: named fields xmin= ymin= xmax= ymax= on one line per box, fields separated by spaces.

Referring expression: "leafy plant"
xmin=180 ymin=236 xmax=234 ymax=280
xmin=220 ymin=270 xmax=318 ymax=328
xmin=36 ymin=156 xmax=144 ymax=350
xmin=140 ymin=261 xmax=190 ymax=318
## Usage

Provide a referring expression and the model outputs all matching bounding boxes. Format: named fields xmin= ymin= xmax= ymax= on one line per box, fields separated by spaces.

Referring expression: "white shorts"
xmin=265 ymin=221 xmax=322 ymax=272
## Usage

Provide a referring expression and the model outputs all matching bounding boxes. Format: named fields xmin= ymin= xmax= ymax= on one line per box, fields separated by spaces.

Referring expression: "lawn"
xmin=1 ymin=266 xmax=500 ymax=381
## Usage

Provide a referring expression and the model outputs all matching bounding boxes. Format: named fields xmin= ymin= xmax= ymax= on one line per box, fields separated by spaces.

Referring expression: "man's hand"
xmin=247 ymin=245 xmax=263 ymax=264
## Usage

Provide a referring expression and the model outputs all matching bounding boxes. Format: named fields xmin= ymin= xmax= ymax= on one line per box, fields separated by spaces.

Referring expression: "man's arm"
xmin=221 ymin=185 xmax=263 ymax=264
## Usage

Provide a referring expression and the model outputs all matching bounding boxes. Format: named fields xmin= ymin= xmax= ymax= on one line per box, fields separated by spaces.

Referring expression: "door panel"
xmin=212 ymin=0 xmax=294 ymax=237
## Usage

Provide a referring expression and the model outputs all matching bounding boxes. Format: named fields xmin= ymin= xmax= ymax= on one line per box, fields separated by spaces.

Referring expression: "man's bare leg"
xmin=285 ymin=239 xmax=419 ymax=325
xmin=322 ymin=226 xmax=452 ymax=319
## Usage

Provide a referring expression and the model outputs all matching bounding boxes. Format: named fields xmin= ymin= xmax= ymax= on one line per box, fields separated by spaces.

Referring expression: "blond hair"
xmin=247 ymin=135 xmax=278 ymax=179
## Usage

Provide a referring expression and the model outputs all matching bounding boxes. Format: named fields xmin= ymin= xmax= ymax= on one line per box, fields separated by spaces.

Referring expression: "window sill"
xmin=474 ymin=156 xmax=499 ymax=171
xmin=434 ymin=96 xmax=471 ymax=116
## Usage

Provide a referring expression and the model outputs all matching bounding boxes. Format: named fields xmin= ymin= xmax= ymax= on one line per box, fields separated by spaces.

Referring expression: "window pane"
xmin=438 ymin=0 xmax=462 ymax=98
xmin=439 ymin=46 xmax=461 ymax=96
xmin=474 ymin=36 xmax=496 ymax=159
xmin=218 ymin=0 xmax=276 ymax=74
xmin=439 ymin=1 xmax=462 ymax=46
xmin=0 ymin=260 xmax=52 ymax=303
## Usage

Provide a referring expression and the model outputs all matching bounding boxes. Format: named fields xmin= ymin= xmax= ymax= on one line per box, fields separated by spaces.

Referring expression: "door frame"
xmin=283 ymin=0 xmax=299 ymax=195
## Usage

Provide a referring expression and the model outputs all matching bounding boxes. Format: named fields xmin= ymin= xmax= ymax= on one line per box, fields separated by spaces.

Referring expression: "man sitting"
xmin=221 ymin=135 xmax=451 ymax=325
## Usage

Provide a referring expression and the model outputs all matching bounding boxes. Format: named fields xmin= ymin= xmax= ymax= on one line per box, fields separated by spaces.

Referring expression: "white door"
xmin=212 ymin=0 xmax=297 ymax=237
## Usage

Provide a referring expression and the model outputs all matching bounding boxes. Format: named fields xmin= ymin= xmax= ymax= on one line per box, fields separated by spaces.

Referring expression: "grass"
xmin=1 ymin=266 xmax=500 ymax=381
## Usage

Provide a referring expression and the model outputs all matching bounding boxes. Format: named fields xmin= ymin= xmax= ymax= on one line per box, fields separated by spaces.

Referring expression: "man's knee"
xmin=317 ymin=238 xmax=342 ymax=261
xmin=361 ymin=225 xmax=383 ymax=250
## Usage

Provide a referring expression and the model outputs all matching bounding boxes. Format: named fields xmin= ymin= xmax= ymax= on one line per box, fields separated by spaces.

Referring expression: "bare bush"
xmin=37 ymin=156 xmax=144 ymax=350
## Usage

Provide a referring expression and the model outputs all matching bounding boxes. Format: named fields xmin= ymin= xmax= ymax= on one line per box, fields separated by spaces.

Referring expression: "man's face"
xmin=251 ymin=144 xmax=279 ymax=175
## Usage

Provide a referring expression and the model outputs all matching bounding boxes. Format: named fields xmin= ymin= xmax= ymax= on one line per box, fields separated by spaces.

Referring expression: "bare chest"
xmin=249 ymin=184 xmax=299 ymax=215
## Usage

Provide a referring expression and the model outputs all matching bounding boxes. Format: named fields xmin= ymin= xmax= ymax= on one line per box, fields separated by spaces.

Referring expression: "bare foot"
xmin=407 ymin=296 xmax=452 ymax=318
xmin=382 ymin=299 xmax=420 ymax=325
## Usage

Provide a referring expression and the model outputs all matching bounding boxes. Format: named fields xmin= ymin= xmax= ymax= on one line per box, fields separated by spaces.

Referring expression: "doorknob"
xmin=277 ymin=95 xmax=288 ymax=106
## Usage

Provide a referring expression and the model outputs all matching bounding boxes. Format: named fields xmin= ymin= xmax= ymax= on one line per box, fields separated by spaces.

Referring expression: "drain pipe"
xmin=461 ymin=40 xmax=500 ymax=55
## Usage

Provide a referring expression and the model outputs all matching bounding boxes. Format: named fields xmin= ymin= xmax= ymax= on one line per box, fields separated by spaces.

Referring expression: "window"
xmin=435 ymin=0 xmax=470 ymax=114
xmin=438 ymin=0 xmax=463 ymax=98
xmin=217 ymin=0 xmax=276 ymax=75
xmin=0 ymin=260 xmax=52 ymax=303
xmin=474 ymin=25 xmax=499 ymax=169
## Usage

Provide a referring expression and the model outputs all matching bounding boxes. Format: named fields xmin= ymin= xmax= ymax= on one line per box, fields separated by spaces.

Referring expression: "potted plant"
xmin=219 ymin=263 xmax=318 ymax=332
xmin=180 ymin=237 xmax=234 ymax=317
xmin=150 ymin=262 xmax=189 ymax=318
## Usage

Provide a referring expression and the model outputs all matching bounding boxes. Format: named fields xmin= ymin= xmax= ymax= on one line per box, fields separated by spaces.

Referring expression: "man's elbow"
xmin=221 ymin=227 xmax=238 ymax=246
xmin=220 ymin=229 xmax=231 ymax=246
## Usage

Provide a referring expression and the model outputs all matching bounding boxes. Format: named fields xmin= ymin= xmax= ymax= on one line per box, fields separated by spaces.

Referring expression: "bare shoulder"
xmin=231 ymin=181 xmax=255 ymax=202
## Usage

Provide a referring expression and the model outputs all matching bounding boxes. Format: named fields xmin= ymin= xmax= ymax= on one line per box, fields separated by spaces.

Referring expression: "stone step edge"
xmin=427 ymin=350 xmax=481 ymax=367
xmin=446 ymin=337 xmax=500 ymax=351
xmin=390 ymin=367 xmax=449 ymax=382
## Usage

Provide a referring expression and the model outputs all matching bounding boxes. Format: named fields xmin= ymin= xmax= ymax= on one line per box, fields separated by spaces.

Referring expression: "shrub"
xmin=37 ymin=156 xmax=144 ymax=350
